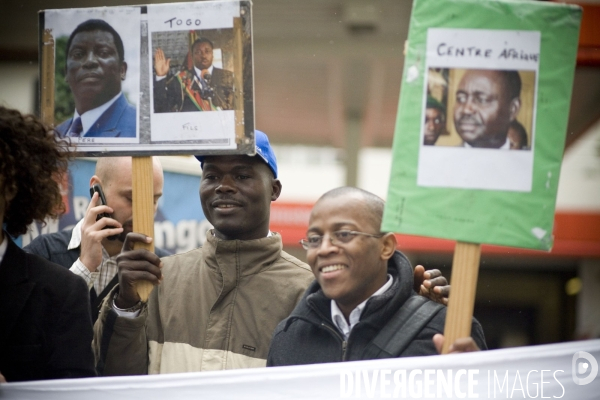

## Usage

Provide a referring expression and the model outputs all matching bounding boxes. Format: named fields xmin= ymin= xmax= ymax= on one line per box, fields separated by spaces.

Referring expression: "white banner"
xmin=2 ymin=340 xmax=599 ymax=399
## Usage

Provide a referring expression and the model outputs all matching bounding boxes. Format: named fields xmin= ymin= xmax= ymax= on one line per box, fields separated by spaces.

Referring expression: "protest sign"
xmin=39 ymin=1 xmax=254 ymax=156
xmin=382 ymin=0 xmax=582 ymax=251
xmin=39 ymin=1 xmax=254 ymax=298
xmin=382 ymin=0 xmax=581 ymax=353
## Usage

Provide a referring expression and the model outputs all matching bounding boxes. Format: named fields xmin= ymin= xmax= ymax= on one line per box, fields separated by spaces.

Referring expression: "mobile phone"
xmin=89 ymin=184 xmax=118 ymax=240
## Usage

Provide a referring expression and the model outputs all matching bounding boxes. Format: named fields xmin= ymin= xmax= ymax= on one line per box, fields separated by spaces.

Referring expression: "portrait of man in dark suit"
xmin=153 ymin=37 xmax=234 ymax=113
xmin=56 ymin=19 xmax=136 ymax=138
xmin=453 ymin=69 xmax=522 ymax=149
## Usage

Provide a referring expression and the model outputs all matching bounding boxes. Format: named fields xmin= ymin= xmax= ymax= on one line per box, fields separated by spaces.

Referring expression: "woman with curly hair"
xmin=0 ymin=106 xmax=96 ymax=382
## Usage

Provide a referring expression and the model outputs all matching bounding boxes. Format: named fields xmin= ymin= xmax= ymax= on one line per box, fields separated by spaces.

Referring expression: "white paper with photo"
xmin=417 ymin=28 xmax=540 ymax=192
xmin=45 ymin=7 xmax=141 ymax=147
xmin=147 ymin=1 xmax=240 ymax=147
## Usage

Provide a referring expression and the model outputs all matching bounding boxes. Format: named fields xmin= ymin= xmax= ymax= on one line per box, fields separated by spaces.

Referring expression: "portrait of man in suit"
xmin=153 ymin=37 xmax=234 ymax=113
xmin=453 ymin=69 xmax=522 ymax=149
xmin=56 ymin=19 xmax=137 ymax=138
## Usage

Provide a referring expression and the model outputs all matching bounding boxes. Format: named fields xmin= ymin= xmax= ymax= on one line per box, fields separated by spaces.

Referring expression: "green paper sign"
xmin=382 ymin=0 xmax=582 ymax=250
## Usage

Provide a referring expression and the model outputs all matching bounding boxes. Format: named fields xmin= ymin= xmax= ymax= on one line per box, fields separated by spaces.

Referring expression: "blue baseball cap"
xmin=195 ymin=130 xmax=278 ymax=178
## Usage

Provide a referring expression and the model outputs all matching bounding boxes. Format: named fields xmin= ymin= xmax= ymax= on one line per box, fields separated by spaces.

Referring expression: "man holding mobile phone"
xmin=24 ymin=156 xmax=170 ymax=323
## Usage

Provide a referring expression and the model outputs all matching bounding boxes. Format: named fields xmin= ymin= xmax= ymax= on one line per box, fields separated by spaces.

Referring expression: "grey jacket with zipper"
xmin=267 ymin=251 xmax=487 ymax=366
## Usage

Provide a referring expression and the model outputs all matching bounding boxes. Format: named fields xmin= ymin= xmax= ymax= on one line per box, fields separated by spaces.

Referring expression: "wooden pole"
xmin=132 ymin=156 xmax=155 ymax=302
xmin=40 ymin=29 xmax=55 ymax=125
xmin=233 ymin=17 xmax=244 ymax=143
xmin=441 ymin=241 xmax=481 ymax=354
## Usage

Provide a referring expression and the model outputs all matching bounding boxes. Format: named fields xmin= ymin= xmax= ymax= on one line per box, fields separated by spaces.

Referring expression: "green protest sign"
xmin=382 ymin=0 xmax=582 ymax=251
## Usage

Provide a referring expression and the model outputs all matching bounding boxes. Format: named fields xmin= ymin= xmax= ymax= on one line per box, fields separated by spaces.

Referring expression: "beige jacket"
xmin=93 ymin=232 xmax=313 ymax=375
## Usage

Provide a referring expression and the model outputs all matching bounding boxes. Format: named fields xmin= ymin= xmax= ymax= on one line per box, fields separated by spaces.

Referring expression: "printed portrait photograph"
xmin=151 ymin=29 xmax=235 ymax=113
xmin=45 ymin=8 xmax=141 ymax=141
xmin=423 ymin=67 xmax=535 ymax=151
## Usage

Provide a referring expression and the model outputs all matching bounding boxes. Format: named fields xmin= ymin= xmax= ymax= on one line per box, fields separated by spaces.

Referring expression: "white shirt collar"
xmin=72 ymin=92 xmax=122 ymax=136
xmin=68 ymin=219 xmax=85 ymax=250
xmin=331 ymin=274 xmax=393 ymax=340
xmin=0 ymin=234 xmax=8 ymax=265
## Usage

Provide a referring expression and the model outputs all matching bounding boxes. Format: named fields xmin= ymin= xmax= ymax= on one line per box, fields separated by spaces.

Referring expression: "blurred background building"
xmin=1 ymin=0 xmax=599 ymax=349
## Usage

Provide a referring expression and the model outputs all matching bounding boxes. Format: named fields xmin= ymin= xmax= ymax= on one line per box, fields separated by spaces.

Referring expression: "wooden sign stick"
xmin=233 ymin=16 xmax=244 ymax=142
xmin=40 ymin=29 xmax=55 ymax=125
xmin=441 ymin=241 xmax=481 ymax=354
xmin=132 ymin=156 xmax=155 ymax=302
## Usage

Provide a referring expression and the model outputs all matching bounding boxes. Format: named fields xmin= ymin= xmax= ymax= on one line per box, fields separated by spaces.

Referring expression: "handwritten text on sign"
xmin=427 ymin=28 xmax=541 ymax=70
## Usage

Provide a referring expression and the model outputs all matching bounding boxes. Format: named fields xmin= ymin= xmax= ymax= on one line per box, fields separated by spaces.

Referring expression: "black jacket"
xmin=23 ymin=228 xmax=170 ymax=323
xmin=0 ymin=236 xmax=96 ymax=382
xmin=153 ymin=67 xmax=234 ymax=112
xmin=267 ymin=251 xmax=487 ymax=366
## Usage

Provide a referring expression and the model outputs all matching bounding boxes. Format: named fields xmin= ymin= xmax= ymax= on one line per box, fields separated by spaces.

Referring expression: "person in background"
xmin=0 ymin=106 xmax=96 ymax=381
xmin=507 ymin=120 xmax=530 ymax=150
xmin=423 ymin=96 xmax=446 ymax=146
xmin=25 ymin=157 xmax=169 ymax=323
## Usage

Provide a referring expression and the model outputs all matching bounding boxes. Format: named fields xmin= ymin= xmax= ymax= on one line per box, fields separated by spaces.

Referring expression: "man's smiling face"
xmin=306 ymin=193 xmax=389 ymax=314
xmin=199 ymin=155 xmax=281 ymax=241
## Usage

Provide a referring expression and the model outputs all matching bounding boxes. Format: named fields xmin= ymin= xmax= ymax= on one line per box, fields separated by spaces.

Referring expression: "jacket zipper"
xmin=321 ymin=322 xmax=348 ymax=361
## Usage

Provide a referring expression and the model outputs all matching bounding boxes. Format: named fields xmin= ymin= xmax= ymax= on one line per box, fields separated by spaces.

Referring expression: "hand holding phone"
xmin=89 ymin=184 xmax=118 ymax=240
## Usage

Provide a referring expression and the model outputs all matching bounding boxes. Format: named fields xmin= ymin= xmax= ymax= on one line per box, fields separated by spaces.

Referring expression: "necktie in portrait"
xmin=68 ymin=117 xmax=83 ymax=137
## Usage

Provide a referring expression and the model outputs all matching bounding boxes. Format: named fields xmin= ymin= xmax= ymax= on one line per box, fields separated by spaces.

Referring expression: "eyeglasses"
xmin=299 ymin=230 xmax=384 ymax=250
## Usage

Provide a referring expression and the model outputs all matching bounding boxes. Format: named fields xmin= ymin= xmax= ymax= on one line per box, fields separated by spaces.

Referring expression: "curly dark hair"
xmin=0 ymin=106 xmax=71 ymax=236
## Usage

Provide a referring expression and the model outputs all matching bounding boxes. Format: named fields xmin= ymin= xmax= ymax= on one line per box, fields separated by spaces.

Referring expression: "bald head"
xmin=95 ymin=157 xmax=163 ymax=185
xmin=307 ymin=187 xmax=396 ymax=316
xmin=317 ymin=187 xmax=385 ymax=233
xmin=90 ymin=156 xmax=164 ymax=246
xmin=96 ymin=157 xmax=127 ymax=185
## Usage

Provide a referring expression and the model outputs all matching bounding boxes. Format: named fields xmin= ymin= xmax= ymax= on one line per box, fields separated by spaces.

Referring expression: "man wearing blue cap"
xmin=93 ymin=131 xmax=449 ymax=375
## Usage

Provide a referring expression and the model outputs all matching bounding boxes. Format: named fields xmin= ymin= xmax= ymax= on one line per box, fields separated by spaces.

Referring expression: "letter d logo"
xmin=572 ymin=351 xmax=598 ymax=385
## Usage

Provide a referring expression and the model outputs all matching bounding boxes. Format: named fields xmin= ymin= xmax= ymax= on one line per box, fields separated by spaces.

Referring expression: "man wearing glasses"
xmin=267 ymin=187 xmax=486 ymax=366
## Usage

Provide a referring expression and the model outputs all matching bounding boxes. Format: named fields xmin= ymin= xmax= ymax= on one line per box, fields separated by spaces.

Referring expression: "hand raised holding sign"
xmin=114 ymin=233 xmax=162 ymax=309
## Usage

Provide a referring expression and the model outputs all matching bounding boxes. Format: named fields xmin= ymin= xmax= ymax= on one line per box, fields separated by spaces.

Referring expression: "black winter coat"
xmin=267 ymin=251 xmax=487 ymax=366
xmin=0 ymin=236 xmax=96 ymax=381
